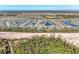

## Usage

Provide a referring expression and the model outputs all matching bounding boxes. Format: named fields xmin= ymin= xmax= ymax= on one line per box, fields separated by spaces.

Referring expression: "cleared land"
xmin=0 ymin=32 xmax=79 ymax=48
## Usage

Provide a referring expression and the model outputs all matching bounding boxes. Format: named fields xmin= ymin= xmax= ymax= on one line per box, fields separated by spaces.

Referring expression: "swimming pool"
xmin=43 ymin=21 xmax=53 ymax=27
xmin=63 ymin=20 xmax=77 ymax=27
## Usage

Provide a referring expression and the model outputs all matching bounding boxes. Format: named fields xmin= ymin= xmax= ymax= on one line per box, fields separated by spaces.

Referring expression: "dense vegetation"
xmin=0 ymin=36 xmax=79 ymax=54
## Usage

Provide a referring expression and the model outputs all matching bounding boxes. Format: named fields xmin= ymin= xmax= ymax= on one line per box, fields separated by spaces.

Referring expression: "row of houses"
xmin=0 ymin=14 xmax=79 ymax=30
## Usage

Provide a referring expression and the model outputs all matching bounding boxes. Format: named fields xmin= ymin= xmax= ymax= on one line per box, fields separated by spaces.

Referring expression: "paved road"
xmin=0 ymin=32 xmax=79 ymax=47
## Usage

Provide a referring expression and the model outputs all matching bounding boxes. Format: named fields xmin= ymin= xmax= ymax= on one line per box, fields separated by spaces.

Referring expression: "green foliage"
xmin=12 ymin=36 xmax=79 ymax=54
xmin=0 ymin=36 xmax=79 ymax=54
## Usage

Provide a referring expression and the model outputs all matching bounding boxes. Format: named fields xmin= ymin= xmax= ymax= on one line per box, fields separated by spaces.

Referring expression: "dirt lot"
xmin=0 ymin=32 xmax=79 ymax=47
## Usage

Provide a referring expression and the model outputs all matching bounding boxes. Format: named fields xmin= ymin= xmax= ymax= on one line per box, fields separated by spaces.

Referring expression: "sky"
xmin=0 ymin=5 xmax=79 ymax=11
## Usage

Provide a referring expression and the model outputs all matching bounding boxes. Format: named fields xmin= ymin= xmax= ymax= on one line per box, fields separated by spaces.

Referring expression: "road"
xmin=0 ymin=32 xmax=79 ymax=47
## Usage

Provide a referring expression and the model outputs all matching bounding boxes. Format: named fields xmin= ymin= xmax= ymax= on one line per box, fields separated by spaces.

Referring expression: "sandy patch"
xmin=0 ymin=32 xmax=79 ymax=47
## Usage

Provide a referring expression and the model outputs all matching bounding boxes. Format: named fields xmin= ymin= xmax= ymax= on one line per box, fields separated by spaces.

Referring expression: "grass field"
xmin=0 ymin=36 xmax=79 ymax=54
